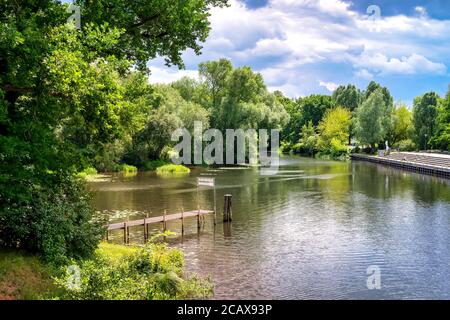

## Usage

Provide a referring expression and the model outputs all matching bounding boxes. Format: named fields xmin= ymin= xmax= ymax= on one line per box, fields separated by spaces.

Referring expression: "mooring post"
xmin=123 ymin=222 xmax=127 ymax=244
xmin=197 ymin=205 xmax=201 ymax=230
xmin=223 ymin=194 xmax=232 ymax=222
xmin=163 ymin=210 xmax=167 ymax=231
xmin=181 ymin=207 xmax=185 ymax=235
xmin=143 ymin=217 xmax=148 ymax=243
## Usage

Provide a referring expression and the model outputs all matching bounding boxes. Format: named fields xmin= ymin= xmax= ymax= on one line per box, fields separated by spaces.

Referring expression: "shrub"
xmin=119 ymin=164 xmax=138 ymax=173
xmin=156 ymin=164 xmax=190 ymax=175
xmin=55 ymin=243 xmax=213 ymax=300
xmin=143 ymin=159 xmax=169 ymax=171
xmin=75 ymin=167 xmax=98 ymax=179
xmin=0 ymin=173 xmax=104 ymax=265
xmin=395 ymin=139 xmax=416 ymax=152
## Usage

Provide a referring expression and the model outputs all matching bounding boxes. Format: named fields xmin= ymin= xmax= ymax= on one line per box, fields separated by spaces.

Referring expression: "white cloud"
xmin=152 ymin=0 xmax=450 ymax=97
xmin=354 ymin=69 xmax=373 ymax=80
xmin=148 ymin=66 xmax=198 ymax=84
xmin=353 ymin=53 xmax=447 ymax=76
xmin=319 ymin=81 xmax=339 ymax=92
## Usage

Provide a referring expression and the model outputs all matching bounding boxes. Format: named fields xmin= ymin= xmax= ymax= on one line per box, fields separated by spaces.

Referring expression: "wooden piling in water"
xmin=181 ymin=207 xmax=185 ymax=235
xmin=197 ymin=206 xmax=201 ymax=230
xmin=163 ymin=210 xmax=167 ymax=231
xmin=123 ymin=222 xmax=128 ymax=244
xmin=223 ymin=194 xmax=232 ymax=222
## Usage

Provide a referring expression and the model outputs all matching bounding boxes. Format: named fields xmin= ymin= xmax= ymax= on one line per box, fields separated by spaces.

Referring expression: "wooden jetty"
xmin=351 ymin=152 xmax=450 ymax=178
xmin=106 ymin=208 xmax=215 ymax=244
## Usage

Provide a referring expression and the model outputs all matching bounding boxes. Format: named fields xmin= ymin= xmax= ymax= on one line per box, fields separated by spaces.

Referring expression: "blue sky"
xmin=147 ymin=0 xmax=450 ymax=106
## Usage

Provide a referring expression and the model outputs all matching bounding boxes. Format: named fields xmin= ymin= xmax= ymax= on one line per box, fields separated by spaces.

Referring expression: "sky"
xmin=147 ymin=0 xmax=450 ymax=106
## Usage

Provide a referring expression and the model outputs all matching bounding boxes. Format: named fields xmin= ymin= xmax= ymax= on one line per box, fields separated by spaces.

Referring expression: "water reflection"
xmin=90 ymin=156 xmax=450 ymax=299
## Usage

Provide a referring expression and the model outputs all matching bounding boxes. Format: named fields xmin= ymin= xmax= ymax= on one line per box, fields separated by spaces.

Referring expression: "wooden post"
xmin=105 ymin=228 xmax=109 ymax=242
xmin=123 ymin=222 xmax=128 ymax=244
xmin=223 ymin=194 xmax=232 ymax=222
xmin=181 ymin=207 xmax=185 ymax=235
xmin=163 ymin=210 xmax=167 ymax=232
xmin=213 ymin=185 xmax=217 ymax=225
xmin=197 ymin=205 xmax=201 ymax=230
xmin=143 ymin=217 xmax=147 ymax=243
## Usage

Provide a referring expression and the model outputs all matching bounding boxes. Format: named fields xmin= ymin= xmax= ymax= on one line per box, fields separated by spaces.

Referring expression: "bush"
xmin=119 ymin=164 xmax=138 ymax=173
xmin=156 ymin=164 xmax=190 ymax=175
xmin=143 ymin=159 xmax=169 ymax=171
xmin=0 ymin=173 xmax=104 ymax=265
xmin=395 ymin=139 xmax=416 ymax=152
xmin=55 ymin=243 xmax=213 ymax=300
xmin=76 ymin=167 xmax=98 ymax=179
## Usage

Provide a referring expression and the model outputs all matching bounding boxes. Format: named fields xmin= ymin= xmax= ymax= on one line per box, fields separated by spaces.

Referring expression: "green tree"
xmin=354 ymin=89 xmax=386 ymax=149
xmin=0 ymin=0 xmax=225 ymax=262
xmin=78 ymin=0 xmax=228 ymax=70
xmin=198 ymin=58 xmax=233 ymax=112
xmin=389 ymin=103 xmax=413 ymax=146
xmin=431 ymin=86 xmax=450 ymax=151
xmin=412 ymin=92 xmax=439 ymax=150
xmin=332 ymin=84 xmax=362 ymax=112
xmin=317 ymin=106 xmax=351 ymax=156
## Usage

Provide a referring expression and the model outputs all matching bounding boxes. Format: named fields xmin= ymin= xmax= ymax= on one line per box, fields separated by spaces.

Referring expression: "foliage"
xmin=431 ymin=87 xmax=450 ymax=151
xmin=156 ymin=164 xmax=191 ymax=175
xmin=0 ymin=173 xmax=104 ymax=264
xmin=332 ymin=84 xmax=362 ymax=112
xmin=317 ymin=106 xmax=351 ymax=158
xmin=412 ymin=92 xmax=439 ymax=150
xmin=389 ymin=103 xmax=413 ymax=146
xmin=293 ymin=121 xmax=318 ymax=155
xmin=354 ymin=89 xmax=386 ymax=149
xmin=143 ymin=159 xmax=170 ymax=171
xmin=55 ymin=243 xmax=213 ymax=300
xmin=76 ymin=167 xmax=98 ymax=179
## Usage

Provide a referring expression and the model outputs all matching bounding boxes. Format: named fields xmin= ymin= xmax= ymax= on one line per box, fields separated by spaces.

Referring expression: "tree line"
xmin=1 ymin=0 xmax=449 ymax=264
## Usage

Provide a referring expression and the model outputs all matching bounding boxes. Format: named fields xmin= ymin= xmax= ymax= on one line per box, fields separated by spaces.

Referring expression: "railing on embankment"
xmin=350 ymin=153 xmax=450 ymax=179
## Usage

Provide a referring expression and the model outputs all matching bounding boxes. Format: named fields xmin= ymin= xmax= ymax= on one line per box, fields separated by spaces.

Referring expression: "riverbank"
xmin=0 ymin=242 xmax=212 ymax=300
xmin=351 ymin=152 xmax=450 ymax=178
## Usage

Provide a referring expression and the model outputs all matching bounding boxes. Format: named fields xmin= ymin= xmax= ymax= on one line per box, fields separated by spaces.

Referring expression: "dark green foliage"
xmin=412 ymin=92 xmax=439 ymax=150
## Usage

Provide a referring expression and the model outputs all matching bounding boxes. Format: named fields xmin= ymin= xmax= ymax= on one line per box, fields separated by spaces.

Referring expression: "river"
xmin=90 ymin=156 xmax=450 ymax=299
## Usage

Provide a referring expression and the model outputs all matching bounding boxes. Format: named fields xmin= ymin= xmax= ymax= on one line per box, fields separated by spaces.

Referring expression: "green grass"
xmin=0 ymin=250 xmax=57 ymax=300
xmin=96 ymin=242 xmax=139 ymax=261
xmin=156 ymin=164 xmax=190 ymax=175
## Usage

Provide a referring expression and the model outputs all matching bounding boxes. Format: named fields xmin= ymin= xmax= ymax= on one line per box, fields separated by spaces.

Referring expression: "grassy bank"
xmin=0 ymin=250 xmax=57 ymax=300
xmin=0 ymin=242 xmax=212 ymax=300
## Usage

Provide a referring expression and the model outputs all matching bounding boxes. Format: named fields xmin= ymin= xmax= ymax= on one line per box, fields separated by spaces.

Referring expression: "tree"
xmin=332 ymin=84 xmax=362 ymax=112
xmin=354 ymin=89 xmax=386 ymax=149
xmin=431 ymin=86 xmax=450 ymax=151
xmin=77 ymin=0 xmax=229 ymax=70
xmin=0 ymin=0 xmax=226 ymax=262
xmin=389 ymin=103 xmax=413 ymax=146
xmin=198 ymin=58 xmax=233 ymax=112
xmin=300 ymin=95 xmax=336 ymax=127
xmin=332 ymin=84 xmax=362 ymax=144
xmin=317 ymin=106 xmax=351 ymax=156
xmin=412 ymin=92 xmax=439 ymax=150
xmin=294 ymin=121 xmax=317 ymax=156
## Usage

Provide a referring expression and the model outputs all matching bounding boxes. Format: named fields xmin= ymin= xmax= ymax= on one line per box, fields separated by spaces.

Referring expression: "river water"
xmin=90 ymin=156 xmax=450 ymax=299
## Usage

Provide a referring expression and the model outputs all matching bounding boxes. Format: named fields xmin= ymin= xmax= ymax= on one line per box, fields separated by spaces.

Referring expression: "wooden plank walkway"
xmin=106 ymin=208 xmax=215 ymax=244
xmin=107 ymin=209 xmax=214 ymax=231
